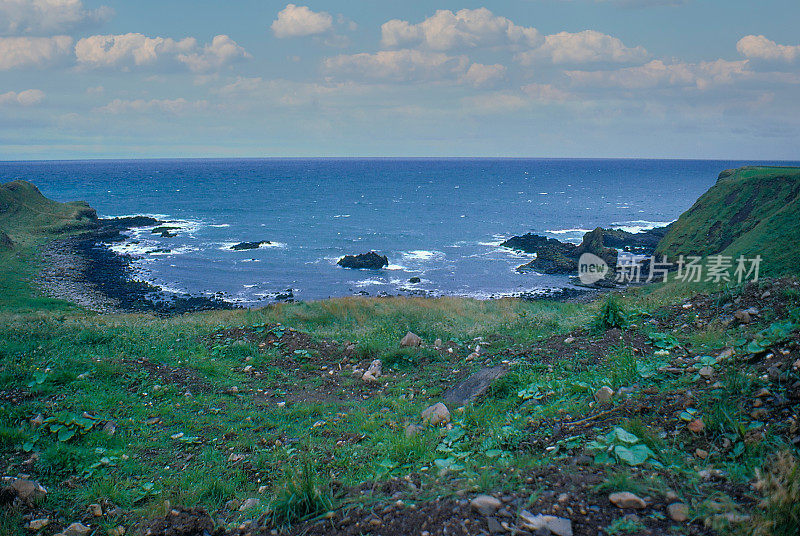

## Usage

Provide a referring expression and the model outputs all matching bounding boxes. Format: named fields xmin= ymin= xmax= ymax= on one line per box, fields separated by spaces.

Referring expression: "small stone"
xmin=243 ymin=365 xmax=253 ymax=373
xmin=687 ymin=418 xmax=705 ymax=433
xmin=609 ymin=492 xmax=646 ymax=509
xmin=240 ymin=498 xmax=260 ymax=511
xmin=695 ymin=448 xmax=708 ymax=459
xmin=366 ymin=359 xmax=382 ymax=378
xmin=108 ymin=527 xmax=125 ymax=536
xmin=63 ymin=523 xmax=91 ymax=536
xmin=767 ymin=366 xmax=781 ymax=381
xmin=594 ymin=386 xmax=614 ymax=404
xmin=11 ymin=478 xmax=47 ymax=502
xmin=667 ymin=503 xmax=689 ymax=522
xmin=563 ymin=337 xmax=575 ymax=344
xmin=89 ymin=503 xmax=103 ymax=517
xmin=750 ymin=408 xmax=769 ymax=420
xmin=734 ymin=310 xmax=751 ymax=324
xmin=487 ymin=517 xmax=505 ymax=533
xmin=102 ymin=421 xmax=117 ymax=436
xmin=470 ymin=495 xmax=502 ymax=516
xmin=26 ymin=519 xmax=49 ymax=531
xmin=518 ymin=510 xmax=573 ymax=536
xmin=716 ymin=348 xmax=734 ymax=361
xmin=698 ymin=366 xmax=714 ymax=379
xmin=400 ymin=332 xmax=422 ymax=347
xmin=434 ymin=338 xmax=443 ymax=348
xmin=228 ymin=453 xmax=246 ymax=463
xmin=361 ymin=371 xmax=378 ymax=383
xmin=404 ymin=424 xmax=423 ymax=438
xmin=30 ymin=414 xmax=44 ymax=427
xmin=421 ymin=402 xmax=450 ymax=426
xmin=258 ymin=485 xmax=268 ymax=494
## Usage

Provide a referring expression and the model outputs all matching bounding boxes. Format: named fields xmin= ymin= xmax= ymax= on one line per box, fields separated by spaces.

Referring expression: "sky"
xmin=0 ymin=0 xmax=798 ymax=160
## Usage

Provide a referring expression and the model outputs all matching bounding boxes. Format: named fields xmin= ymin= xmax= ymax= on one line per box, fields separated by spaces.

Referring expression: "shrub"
xmin=270 ymin=459 xmax=333 ymax=528
xmin=592 ymin=295 xmax=629 ymax=331
xmin=747 ymin=451 xmax=800 ymax=536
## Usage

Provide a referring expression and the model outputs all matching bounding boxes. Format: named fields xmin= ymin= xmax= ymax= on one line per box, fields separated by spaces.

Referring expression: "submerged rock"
xmin=337 ymin=251 xmax=389 ymax=269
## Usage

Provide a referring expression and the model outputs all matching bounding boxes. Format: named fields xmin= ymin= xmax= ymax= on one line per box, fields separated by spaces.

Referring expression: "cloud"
xmin=737 ymin=35 xmax=800 ymax=63
xmin=178 ymin=35 xmax=249 ymax=72
xmin=521 ymin=83 xmax=573 ymax=102
xmin=461 ymin=63 xmax=506 ymax=86
xmin=517 ymin=30 xmax=647 ymax=64
xmin=94 ymin=98 xmax=208 ymax=114
xmin=566 ymin=59 xmax=750 ymax=89
xmin=0 ymin=35 xmax=72 ymax=69
xmin=462 ymin=92 xmax=529 ymax=113
xmin=271 ymin=4 xmax=332 ymax=38
xmin=0 ymin=0 xmax=112 ymax=35
xmin=0 ymin=88 xmax=45 ymax=105
xmin=381 ymin=8 xmax=541 ymax=51
xmin=324 ymin=49 xmax=470 ymax=82
xmin=75 ymin=33 xmax=248 ymax=72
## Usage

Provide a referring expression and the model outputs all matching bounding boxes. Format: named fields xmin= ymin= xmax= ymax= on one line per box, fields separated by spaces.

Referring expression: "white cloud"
xmin=381 ymin=8 xmax=541 ymax=51
xmin=0 ymin=35 xmax=72 ymax=69
xmin=0 ymin=88 xmax=45 ymax=105
xmin=517 ymin=30 xmax=647 ymax=64
xmin=0 ymin=0 xmax=112 ymax=35
xmin=737 ymin=35 xmax=800 ymax=63
xmin=566 ymin=59 xmax=750 ymax=89
xmin=462 ymin=92 xmax=528 ymax=113
xmin=75 ymin=33 xmax=248 ymax=72
xmin=324 ymin=49 xmax=470 ymax=82
xmin=94 ymin=98 xmax=208 ymax=114
xmin=521 ymin=83 xmax=573 ymax=102
xmin=178 ymin=35 xmax=249 ymax=72
xmin=461 ymin=63 xmax=506 ymax=86
xmin=271 ymin=4 xmax=332 ymax=38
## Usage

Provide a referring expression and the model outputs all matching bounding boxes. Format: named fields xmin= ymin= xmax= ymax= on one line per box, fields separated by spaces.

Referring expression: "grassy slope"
xmin=655 ymin=166 xmax=800 ymax=276
xmin=1 ymin=178 xmax=799 ymax=535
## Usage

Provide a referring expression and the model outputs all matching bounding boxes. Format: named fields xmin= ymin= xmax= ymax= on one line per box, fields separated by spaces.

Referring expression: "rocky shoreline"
xmin=38 ymin=217 xmax=234 ymax=316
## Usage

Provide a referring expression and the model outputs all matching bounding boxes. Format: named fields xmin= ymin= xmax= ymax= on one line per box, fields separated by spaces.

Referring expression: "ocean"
xmin=3 ymin=158 xmax=796 ymax=304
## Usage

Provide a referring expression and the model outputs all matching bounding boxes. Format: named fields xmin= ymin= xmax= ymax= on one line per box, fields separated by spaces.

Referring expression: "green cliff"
xmin=656 ymin=166 xmax=800 ymax=276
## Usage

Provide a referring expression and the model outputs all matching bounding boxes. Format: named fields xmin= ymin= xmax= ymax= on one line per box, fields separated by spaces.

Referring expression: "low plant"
xmin=747 ymin=450 xmax=800 ymax=536
xmin=270 ymin=459 xmax=333 ymax=528
xmin=592 ymin=295 xmax=630 ymax=331
xmin=587 ymin=427 xmax=659 ymax=466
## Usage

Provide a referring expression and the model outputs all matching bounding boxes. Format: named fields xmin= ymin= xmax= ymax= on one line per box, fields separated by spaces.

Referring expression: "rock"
xmin=716 ymin=348 xmax=734 ymax=361
xmin=240 ymin=498 xmax=260 ymax=511
xmin=108 ymin=527 xmax=125 ymax=536
xmin=421 ymin=402 xmax=450 ymax=426
xmin=89 ymin=503 xmax=103 ymax=516
xmin=767 ymin=366 xmax=781 ymax=381
xmin=442 ymin=365 xmax=507 ymax=407
xmin=228 ymin=453 xmax=246 ymax=463
xmin=563 ymin=337 xmax=575 ymax=344
xmin=404 ymin=424 xmax=423 ymax=438
xmin=11 ymin=478 xmax=47 ymax=502
xmin=400 ymin=332 xmax=422 ymax=347
xmin=594 ymin=386 xmax=614 ymax=403
xmin=734 ymin=310 xmax=751 ymax=324
xmin=337 ymin=251 xmax=389 ymax=269
xmin=230 ymin=241 xmax=270 ymax=251
xmin=695 ymin=448 xmax=709 ymax=459
xmin=687 ymin=418 xmax=705 ymax=433
xmin=30 ymin=414 xmax=44 ymax=427
xmin=609 ymin=492 xmax=646 ymax=509
xmin=361 ymin=371 xmax=379 ymax=383
xmin=409 ymin=277 xmax=421 ymax=283
xmin=26 ymin=519 xmax=49 ymax=531
xmin=518 ymin=510 xmax=573 ymax=536
xmin=667 ymin=503 xmax=689 ymax=522
xmin=470 ymin=495 xmax=502 ymax=516
xmin=434 ymin=338 xmax=443 ymax=349
xmin=63 ymin=523 xmax=91 ymax=536
xmin=102 ymin=420 xmax=117 ymax=436
xmin=698 ymin=366 xmax=714 ymax=379
xmin=486 ymin=516 xmax=506 ymax=533
xmin=366 ymin=359 xmax=382 ymax=378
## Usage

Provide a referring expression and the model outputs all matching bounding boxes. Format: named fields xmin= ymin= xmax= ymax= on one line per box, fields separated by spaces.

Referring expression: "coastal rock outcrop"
xmin=514 ymin=227 xmax=617 ymax=275
xmin=337 ymin=251 xmax=388 ymax=269
xmin=230 ymin=241 xmax=270 ymax=251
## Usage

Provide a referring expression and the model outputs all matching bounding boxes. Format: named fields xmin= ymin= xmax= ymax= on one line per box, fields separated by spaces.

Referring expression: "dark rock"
xmin=409 ymin=276 xmax=421 ymax=283
xmin=515 ymin=227 xmax=617 ymax=275
xmin=230 ymin=241 xmax=270 ymax=251
xmin=338 ymin=251 xmax=389 ymax=269
xmin=443 ymin=365 xmax=507 ymax=407
xmin=599 ymin=225 xmax=670 ymax=254
xmin=151 ymin=226 xmax=180 ymax=238
xmin=501 ymin=233 xmax=570 ymax=255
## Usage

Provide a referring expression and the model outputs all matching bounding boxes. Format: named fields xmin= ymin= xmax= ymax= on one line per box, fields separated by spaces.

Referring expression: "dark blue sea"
xmin=3 ymin=158 xmax=796 ymax=303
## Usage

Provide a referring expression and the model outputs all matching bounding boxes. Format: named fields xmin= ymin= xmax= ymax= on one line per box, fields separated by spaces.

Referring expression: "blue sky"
xmin=0 ymin=0 xmax=798 ymax=159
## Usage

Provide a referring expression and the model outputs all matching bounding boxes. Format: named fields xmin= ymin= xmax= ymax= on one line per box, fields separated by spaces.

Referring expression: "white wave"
xmin=333 ymin=214 xmax=351 ymax=218
xmin=210 ymin=223 xmax=230 ymax=228
xmin=353 ymin=278 xmax=388 ymax=288
xmin=400 ymin=250 xmax=445 ymax=261
xmin=546 ymin=228 xmax=592 ymax=235
xmin=610 ymin=220 xmax=674 ymax=234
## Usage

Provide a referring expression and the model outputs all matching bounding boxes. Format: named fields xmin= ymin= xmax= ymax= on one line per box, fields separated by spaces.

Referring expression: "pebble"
xmin=695 ymin=448 xmax=709 ymax=459
xmin=518 ymin=510 xmax=573 ymax=536
xmin=240 ymin=498 xmax=260 ymax=511
xmin=421 ymin=402 xmax=450 ymax=426
xmin=594 ymin=386 xmax=614 ymax=404
xmin=10 ymin=478 xmax=47 ymax=502
xmin=698 ymin=366 xmax=714 ymax=379
xmin=563 ymin=337 xmax=575 ymax=344
xmin=608 ymin=492 xmax=646 ymax=509
xmin=400 ymin=332 xmax=422 ymax=347
xmin=471 ymin=495 xmax=502 ymax=516
xmin=26 ymin=519 xmax=49 ymax=531
xmin=667 ymin=502 xmax=689 ymax=522
xmin=88 ymin=503 xmax=103 ymax=517
xmin=63 ymin=523 xmax=91 ymax=536
xmin=687 ymin=418 xmax=705 ymax=433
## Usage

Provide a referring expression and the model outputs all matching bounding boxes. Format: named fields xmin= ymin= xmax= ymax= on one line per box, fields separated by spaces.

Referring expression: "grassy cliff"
xmin=656 ymin=166 xmax=800 ymax=276
xmin=0 ymin=180 xmax=98 ymax=246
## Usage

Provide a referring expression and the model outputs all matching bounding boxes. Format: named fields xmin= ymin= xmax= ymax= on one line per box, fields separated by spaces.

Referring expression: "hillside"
xmin=0 ymin=180 xmax=98 ymax=245
xmin=656 ymin=166 xmax=800 ymax=276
